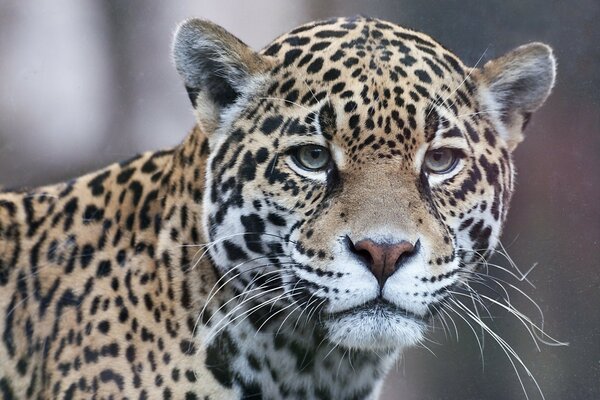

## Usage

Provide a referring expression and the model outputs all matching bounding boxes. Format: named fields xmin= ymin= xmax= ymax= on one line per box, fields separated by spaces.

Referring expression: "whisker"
xmin=450 ymin=298 xmax=545 ymax=400
xmin=255 ymin=298 xmax=303 ymax=334
xmin=207 ymin=286 xmax=307 ymax=342
xmin=202 ymin=268 xmax=294 ymax=328
xmin=198 ymin=253 xmax=290 ymax=324
xmin=443 ymin=299 xmax=485 ymax=368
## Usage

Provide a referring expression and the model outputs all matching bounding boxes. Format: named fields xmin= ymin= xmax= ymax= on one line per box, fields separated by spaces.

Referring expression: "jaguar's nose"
xmin=347 ymin=237 xmax=419 ymax=287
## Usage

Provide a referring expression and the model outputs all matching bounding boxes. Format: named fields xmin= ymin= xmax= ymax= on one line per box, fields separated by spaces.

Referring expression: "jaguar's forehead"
xmin=260 ymin=17 xmax=470 ymax=111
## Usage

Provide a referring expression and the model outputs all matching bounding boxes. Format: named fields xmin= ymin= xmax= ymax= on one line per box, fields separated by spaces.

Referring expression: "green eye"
xmin=423 ymin=148 xmax=459 ymax=174
xmin=293 ymin=145 xmax=331 ymax=171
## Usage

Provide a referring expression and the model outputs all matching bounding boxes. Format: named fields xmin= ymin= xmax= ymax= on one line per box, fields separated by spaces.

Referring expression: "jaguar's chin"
xmin=323 ymin=300 xmax=427 ymax=350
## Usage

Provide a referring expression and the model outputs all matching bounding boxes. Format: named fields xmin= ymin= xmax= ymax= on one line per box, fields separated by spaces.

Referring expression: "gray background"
xmin=0 ymin=1 xmax=598 ymax=399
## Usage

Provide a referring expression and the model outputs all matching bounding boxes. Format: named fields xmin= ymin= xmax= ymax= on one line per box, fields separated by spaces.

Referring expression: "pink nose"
xmin=350 ymin=238 xmax=417 ymax=287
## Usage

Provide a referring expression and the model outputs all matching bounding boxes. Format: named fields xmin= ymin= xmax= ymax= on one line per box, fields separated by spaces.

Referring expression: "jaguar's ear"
xmin=173 ymin=19 xmax=272 ymax=133
xmin=476 ymin=43 xmax=556 ymax=151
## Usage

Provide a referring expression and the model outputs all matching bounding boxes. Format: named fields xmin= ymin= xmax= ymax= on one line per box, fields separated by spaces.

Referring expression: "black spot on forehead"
xmin=315 ymin=30 xmax=348 ymax=39
xmin=311 ymin=41 xmax=331 ymax=51
xmin=283 ymin=49 xmax=302 ymax=67
xmin=318 ymin=103 xmax=337 ymax=140
xmin=284 ymin=36 xmax=311 ymax=46
xmin=424 ymin=107 xmax=440 ymax=142
xmin=260 ymin=116 xmax=284 ymax=135
xmin=307 ymin=58 xmax=324 ymax=73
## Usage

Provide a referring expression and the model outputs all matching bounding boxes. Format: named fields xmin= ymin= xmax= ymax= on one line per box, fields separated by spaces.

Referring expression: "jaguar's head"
xmin=173 ymin=17 xmax=555 ymax=350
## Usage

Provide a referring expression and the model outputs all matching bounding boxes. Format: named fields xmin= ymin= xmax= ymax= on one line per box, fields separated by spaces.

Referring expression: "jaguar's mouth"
xmin=322 ymin=298 xmax=428 ymax=350
xmin=328 ymin=297 xmax=427 ymax=322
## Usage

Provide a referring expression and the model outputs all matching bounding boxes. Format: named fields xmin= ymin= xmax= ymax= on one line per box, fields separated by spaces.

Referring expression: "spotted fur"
xmin=0 ymin=16 xmax=555 ymax=399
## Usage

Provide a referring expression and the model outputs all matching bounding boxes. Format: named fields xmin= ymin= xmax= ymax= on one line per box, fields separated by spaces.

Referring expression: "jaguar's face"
xmin=174 ymin=17 xmax=556 ymax=350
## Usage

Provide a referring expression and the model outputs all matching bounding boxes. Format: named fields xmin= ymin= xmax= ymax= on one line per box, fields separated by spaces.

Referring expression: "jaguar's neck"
xmin=154 ymin=125 xmax=217 ymax=311
xmin=198 ymin=296 xmax=399 ymax=399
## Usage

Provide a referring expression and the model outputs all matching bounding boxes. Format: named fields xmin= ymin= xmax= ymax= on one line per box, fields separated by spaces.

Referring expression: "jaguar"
xmin=0 ymin=16 xmax=556 ymax=399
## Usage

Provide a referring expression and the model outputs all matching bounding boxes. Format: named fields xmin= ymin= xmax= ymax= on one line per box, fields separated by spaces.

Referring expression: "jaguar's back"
xmin=0 ymin=151 xmax=177 ymax=397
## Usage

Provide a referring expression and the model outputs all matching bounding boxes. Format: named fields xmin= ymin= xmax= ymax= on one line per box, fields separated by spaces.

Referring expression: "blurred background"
xmin=0 ymin=1 xmax=598 ymax=399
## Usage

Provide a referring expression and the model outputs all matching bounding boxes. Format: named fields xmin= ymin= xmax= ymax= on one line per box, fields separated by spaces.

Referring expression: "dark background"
xmin=0 ymin=1 xmax=598 ymax=399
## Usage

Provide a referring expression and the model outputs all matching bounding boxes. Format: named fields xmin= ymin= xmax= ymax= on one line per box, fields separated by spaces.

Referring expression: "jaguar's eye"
xmin=292 ymin=145 xmax=331 ymax=171
xmin=423 ymin=148 xmax=460 ymax=174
